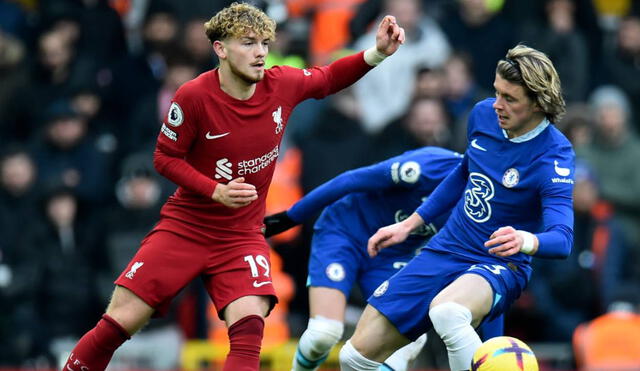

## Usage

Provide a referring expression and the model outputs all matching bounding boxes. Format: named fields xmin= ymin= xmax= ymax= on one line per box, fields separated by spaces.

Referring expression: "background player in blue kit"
xmin=338 ymin=44 xmax=574 ymax=371
xmin=264 ymin=147 xmax=503 ymax=371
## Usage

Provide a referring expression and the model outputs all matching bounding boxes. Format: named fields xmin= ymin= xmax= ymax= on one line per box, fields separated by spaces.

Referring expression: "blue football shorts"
xmin=307 ymin=227 xmax=417 ymax=298
xmin=367 ymin=248 xmax=528 ymax=341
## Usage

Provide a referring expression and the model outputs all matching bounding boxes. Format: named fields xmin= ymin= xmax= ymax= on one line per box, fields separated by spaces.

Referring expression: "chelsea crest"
xmin=502 ymin=168 xmax=519 ymax=188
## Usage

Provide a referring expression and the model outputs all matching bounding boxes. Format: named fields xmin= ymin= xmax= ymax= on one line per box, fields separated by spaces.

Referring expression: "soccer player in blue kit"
xmin=338 ymin=44 xmax=574 ymax=371
xmin=264 ymin=147 xmax=503 ymax=371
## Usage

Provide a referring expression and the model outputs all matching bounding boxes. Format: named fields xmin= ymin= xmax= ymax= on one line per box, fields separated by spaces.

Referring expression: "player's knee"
xmin=429 ymin=302 xmax=472 ymax=343
xmin=105 ymin=287 xmax=154 ymax=334
xmin=299 ymin=316 xmax=344 ymax=358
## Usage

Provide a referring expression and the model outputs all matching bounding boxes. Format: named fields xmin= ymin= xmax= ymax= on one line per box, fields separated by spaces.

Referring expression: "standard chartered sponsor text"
xmin=238 ymin=146 xmax=279 ymax=175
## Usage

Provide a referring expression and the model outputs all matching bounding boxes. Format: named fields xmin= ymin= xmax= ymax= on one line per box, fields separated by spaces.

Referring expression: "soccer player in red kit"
xmin=62 ymin=3 xmax=404 ymax=371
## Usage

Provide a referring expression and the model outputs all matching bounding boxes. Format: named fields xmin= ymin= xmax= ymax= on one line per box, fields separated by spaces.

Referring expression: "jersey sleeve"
xmin=277 ymin=51 xmax=374 ymax=104
xmin=416 ymin=155 xmax=469 ymax=222
xmin=288 ymin=149 xmax=462 ymax=222
xmin=287 ymin=158 xmax=398 ymax=222
xmin=533 ymin=146 xmax=575 ymax=259
xmin=153 ymin=85 xmax=218 ymax=197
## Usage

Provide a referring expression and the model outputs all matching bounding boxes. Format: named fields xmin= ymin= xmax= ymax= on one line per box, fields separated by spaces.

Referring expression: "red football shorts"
xmin=115 ymin=225 xmax=277 ymax=318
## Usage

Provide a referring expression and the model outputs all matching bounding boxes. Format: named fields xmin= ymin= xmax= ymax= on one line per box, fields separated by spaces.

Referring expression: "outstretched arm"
xmin=264 ymin=163 xmax=394 ymax=237
xmin=368 ymin=158 xmax=469 ymax=256
xmin=322 ymin=15 xmax=405 ymax=95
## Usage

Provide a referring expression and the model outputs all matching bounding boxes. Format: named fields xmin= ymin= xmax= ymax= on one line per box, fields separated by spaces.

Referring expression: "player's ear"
xmin=533 ymin=102 xmax=543 ymax=112
xmin=213 ymin=40 xmax=227 ymax=59
xmin=530 ymin=98 xmax=542 ymax=112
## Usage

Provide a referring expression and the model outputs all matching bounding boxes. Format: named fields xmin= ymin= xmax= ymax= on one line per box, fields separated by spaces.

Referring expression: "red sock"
xmin=62 ymin=314 xmax=130 ymax=371
xmin=222 ymin=315 xmax=265 ymax=371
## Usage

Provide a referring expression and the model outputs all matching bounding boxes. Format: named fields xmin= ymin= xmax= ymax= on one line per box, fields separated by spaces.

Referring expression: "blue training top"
xmin=288 ymin=147 xmax=463 ymax=256
xmin=416 ymin=98 xmax=575 ymax=275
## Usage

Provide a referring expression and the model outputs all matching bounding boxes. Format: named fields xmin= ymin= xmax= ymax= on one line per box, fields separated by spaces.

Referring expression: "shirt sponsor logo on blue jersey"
xmin=464 ymin=172 xmax=494 ymax=223
xmin=554 ymin=160 xmax=571 ymax=176
xmin=552 ymin=160 xmax=573 ymax=184
xmin=551 ymin=177 xmax=574 ymax=184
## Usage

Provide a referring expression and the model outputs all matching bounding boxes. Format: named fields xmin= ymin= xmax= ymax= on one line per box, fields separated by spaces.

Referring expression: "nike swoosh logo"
xmin=206 ymin=132 xmax=230 ymax=140
xmin=253 ymin=280 xmax=272 ymax=288
xmin=471 ymin=139 xmax=487 ymax=151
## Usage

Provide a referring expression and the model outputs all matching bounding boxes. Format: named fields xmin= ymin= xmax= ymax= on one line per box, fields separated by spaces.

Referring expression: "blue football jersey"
xmin=304 ymin=147 xmax=462 ymax=257
xmin=423 ymin=98 xmax=575 ymax=272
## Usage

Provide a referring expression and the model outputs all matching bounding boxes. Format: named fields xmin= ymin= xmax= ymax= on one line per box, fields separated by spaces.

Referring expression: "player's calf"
xmin=293 ymin=315 xmax=344 ymax=371
xmin=62 ymin=314 xmax=130 ymax=371
xmin=223 ymin=315 xmax=265 ymax=371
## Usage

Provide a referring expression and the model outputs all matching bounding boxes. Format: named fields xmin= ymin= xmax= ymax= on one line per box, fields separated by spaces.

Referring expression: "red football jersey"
xmin=153 ymin=52 xmax=372 ymax=233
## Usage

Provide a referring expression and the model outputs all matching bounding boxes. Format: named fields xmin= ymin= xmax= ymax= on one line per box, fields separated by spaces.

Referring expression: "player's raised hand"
xmin=375 ymin=15 xmax=405 ymax=56
xmin=485 ymin=226 xmax=537 ymax=257
xmin=212 ymin=177 xmax=258 ymax=208
xmin=263 ymin=211 xmax=298 ymax=237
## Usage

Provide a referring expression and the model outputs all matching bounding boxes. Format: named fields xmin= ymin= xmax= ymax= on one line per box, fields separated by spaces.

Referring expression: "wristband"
xmin=364 ymin=46 xmax=387 ymax=66
xmin=519 ymin=230 xmax=535 ymax=255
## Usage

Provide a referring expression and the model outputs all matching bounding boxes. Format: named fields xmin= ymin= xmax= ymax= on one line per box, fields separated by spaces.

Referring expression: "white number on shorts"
xmin=244 ymin=254 xmax=270 ymax=278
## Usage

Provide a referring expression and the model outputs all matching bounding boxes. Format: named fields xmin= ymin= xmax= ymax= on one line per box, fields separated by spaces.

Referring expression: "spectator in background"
xmin=440 ymin=0 xmax=513 ymax=91
xmin=295 ymin=87 xmax=370 ymax=193
xmin=0 ymin=147 xmax=39 ymax=257
xmin=106 ymin=1 xmax=180 ymax=121
xmin=22 ymin=186 xmax=104 ymax=365
xmin=577 ymin=85 xmax=640 ymax=282
xmin=0 ymin=28 xmax=28 ymax=143
xmin=573 ymin=285 xmax=640 ymax=370
xmin=69 ymin=86 xmax=119 ymax=162
xmin=0 ymin=0 xmax=28 ymax=38
xmin=557 ymin=103 xmax=595 ymax=151
xmin=413 ymin=66 xmax=447 ymax=100
xmin=353 ymin=0 xmax=450 ymax=133
xmin=38 ymin=0 xmax=127 ymax=63
xmin=0 ymin=147 xmax=41 ymax=364
xmin=603 ymin=15 xmax=640 ymax=129
xmin=528 ymin=162 xmax=630 ymax=341
xmin=10 ymin=27 xmax=96 ymax=142
xmin=126 ymin=53 xmax=199 ymax=155
xmin=441 ymin=51 xmax=490 ymax=151
xmin=370 ymin=96 xmax=453 ymax=162
xmin=31 ymin=101 xmax=114 ymax=205
xmin=519 ymin=0 xmax=589 ymax=103
xmin=286 ymin=0 xmax=367 ymax=66
xmin=182 ymin=17 xmax=218 ymax=73
xmin=265 ymin=20 xmax=306 ymax=69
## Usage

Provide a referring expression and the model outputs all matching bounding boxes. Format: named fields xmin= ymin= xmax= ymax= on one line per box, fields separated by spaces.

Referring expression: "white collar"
xmin=502 ymin=117 xmax=550 ymax=143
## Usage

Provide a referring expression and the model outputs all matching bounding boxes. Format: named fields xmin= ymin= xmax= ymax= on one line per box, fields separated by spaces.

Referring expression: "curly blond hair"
xmin=496 ymin=44 xmax=566 ymax=123
xmin=204 ymin=2 xmax=276 ymax=44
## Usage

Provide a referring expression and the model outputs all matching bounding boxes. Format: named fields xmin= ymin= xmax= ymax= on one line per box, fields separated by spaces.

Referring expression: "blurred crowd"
xmin=1 ymin=0 xmax=640 ymax=368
